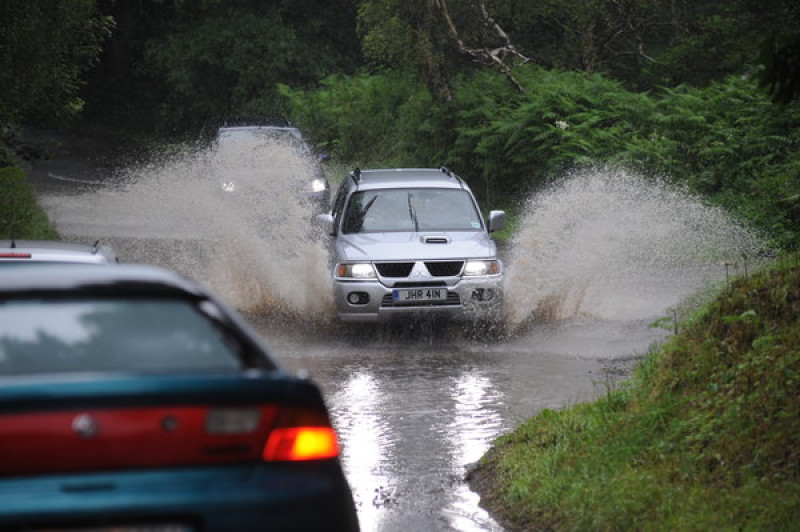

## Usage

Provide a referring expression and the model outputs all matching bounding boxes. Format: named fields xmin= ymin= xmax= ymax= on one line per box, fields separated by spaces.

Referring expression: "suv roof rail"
xmin=440 ymin=166 xmax=467 ymax=189
xmin=349 ymin=167 xmax=361 ymax=185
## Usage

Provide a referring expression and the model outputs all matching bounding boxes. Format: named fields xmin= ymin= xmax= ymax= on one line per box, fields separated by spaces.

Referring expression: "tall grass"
xmin=472 ymin=258 xmax=800 ymax=530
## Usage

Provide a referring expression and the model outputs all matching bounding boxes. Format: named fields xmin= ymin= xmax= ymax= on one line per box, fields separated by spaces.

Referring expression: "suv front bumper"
xmin=332 ymin=276 xmax=503 ymax=322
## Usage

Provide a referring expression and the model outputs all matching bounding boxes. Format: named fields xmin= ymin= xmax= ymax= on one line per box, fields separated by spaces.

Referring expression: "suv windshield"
xmin=0 ymin=299 xmax=243 ymax=376
xmin=341 ymin=188 xmax=483 ymax=234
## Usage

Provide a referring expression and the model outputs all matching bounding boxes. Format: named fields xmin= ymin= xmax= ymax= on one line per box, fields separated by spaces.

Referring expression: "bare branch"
xmin=435 ymin=0 xmax=541 ymax=93
xmin=637 ymin=42 xmax=657 ymax=63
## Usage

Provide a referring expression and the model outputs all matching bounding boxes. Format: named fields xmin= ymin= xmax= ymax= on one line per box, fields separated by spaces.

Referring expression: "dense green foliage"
xmin=0 ymin=167 xmax=59 ymax=240
xmin=471 ymin=259 xmax=800 ymax=530
xmin=357 ymin=0 xmax=460 ymax=100
xmin=283 ymin=67 xmax=800 ymax=248
xmin=356 ymin=0 xmax=799 ymax=94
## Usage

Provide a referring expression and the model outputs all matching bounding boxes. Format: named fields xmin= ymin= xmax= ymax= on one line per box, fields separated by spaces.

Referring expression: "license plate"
xmin=392 ymin=288 xmax=447 ymax=303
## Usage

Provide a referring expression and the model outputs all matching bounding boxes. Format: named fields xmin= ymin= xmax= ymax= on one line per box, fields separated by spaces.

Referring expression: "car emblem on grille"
xmin=72 ymin=413 xmax=99 ymax=439
xmin=410 ymin=262 xmax=429 ymax=278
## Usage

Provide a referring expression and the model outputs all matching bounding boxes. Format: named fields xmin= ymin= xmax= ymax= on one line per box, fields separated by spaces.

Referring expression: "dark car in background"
xmin=213 ymin=125 xmax=331 ymax=213
xmin=0 ymin=264 xmax=359 ymax=531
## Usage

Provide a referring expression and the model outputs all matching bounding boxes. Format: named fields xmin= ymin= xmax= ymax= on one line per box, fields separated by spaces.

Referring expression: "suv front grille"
xmin=375 ymin=262 xmax=414 ymax=277
xmin=424 ymin=261 xmax=464 ymax=277
xmin=376 ymin=261 xmax=464 ymax=278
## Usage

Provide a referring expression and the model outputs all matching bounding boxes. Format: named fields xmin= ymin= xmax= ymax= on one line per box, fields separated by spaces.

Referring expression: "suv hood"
xmin=335 ymin=231 xmax=497 ymax=262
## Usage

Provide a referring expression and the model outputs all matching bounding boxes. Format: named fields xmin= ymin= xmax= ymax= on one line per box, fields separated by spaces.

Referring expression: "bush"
xmin=279 ymin=71 xmax=441 ymax=166
xmin=0 ymin=166 xmax=59 ymax=239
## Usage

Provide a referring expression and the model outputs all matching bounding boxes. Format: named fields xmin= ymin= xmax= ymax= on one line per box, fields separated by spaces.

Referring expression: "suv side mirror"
xmin=315 ymin=213 xmax=335 ymax=236
xmin=488 ymin=210 xmax=506 ymax=233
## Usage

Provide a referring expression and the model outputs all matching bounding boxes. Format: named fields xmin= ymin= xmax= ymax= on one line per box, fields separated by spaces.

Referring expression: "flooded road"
xmin=30 ymin=136 xmax=768 ymax=531
xmin=246 ymin=317 xmax=661 ymax=532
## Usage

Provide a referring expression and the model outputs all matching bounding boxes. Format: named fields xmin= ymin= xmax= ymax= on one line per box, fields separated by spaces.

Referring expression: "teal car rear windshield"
xmin=0 ymin=299 xmax=243 ymax=375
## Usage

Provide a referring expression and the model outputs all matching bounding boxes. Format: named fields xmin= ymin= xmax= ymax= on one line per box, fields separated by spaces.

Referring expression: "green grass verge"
xmin=0 ymin=166 xmax=59 ymax=239
xmin=472 ymin=257 xmax=800 ymax=531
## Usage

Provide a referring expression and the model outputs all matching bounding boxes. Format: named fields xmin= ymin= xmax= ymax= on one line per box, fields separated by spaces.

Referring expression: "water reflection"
xmin=330 ymin=370 xmax=394 ymax=532
xmin=441 ymin=372 xmax=506 ymax=531
xmin=258 ymin=327 xmax=623 ymax=532
xmin=449 ymin=373 xmax=505 ymax=467
xmin=320 ymin=350 xmax=509 ymax=532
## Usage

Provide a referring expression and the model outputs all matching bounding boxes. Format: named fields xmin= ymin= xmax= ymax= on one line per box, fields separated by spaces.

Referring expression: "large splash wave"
xmin=43 ymin=135 xmax=334 ymax=316
xmin=44 ymin=155 xmax=771 ymax=335
xmin=503 ymin=166 xmax=770 ymax=329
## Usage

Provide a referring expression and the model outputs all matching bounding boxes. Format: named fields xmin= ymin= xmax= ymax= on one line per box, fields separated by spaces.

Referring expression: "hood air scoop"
xmin=422 ymin=236 xmax=450 ymax=244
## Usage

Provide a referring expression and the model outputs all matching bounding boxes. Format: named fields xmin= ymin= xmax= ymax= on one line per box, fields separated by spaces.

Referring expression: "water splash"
xmin=46 ymin=136 xmax=334 ymax=316
xmin=45 ymin=155 xmax=770 ymax=334
xmin=503 ymin=166 xmax=770 ymax=329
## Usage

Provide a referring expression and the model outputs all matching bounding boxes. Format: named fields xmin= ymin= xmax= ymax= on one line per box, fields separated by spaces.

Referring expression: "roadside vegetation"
xmin=469 ymin=257 xmax=800 ymax=530
xmin=282 ymin=68 xmax=800 ymax=248
xmin=0 ymin=167 xmax=59 ymax=240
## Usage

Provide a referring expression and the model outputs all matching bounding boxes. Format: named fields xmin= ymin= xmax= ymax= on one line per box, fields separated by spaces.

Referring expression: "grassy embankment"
xmin=0 ymin=166 xmax=59 ymax=239
xmin=470 ymin=258 xmax=800 ymax=531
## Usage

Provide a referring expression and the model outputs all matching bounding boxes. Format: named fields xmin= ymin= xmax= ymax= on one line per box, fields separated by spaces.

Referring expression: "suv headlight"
xmin=463 ymin=259 xmax=502 ymax=277
xmin=336 ymin=263 xmax=377 ymax=279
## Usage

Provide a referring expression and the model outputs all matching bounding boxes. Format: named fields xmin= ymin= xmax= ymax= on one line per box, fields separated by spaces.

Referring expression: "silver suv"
xmin=317 ymin=167 xmax=505 ymax=322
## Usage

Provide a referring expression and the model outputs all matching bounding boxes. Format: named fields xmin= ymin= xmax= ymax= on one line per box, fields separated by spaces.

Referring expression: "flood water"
xmin=34 ymin=136 xmax=769 ymax=531
xmin=247 ymin=317 xmax=663 ymax=532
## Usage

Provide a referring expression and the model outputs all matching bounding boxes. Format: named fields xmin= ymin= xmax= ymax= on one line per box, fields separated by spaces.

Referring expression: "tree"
xmin=357 ymin=0 xmax=540 ymax=98
xmin=357 ymin=0 xmax=457 ymax=100
xmin=488 ymin=0 xmax=770 ymax=90
xmin=0 ymin=0 xmax=112 ymax=126
xmin=755 ymin=0 xmax=800 ymax=103
xmin=81 ymin=0 xmax=361 ymax=135
xmin=761 ymin=34 xmax=800 ymax=103
xmin=436 ymin=0 xmax=542 ymax=93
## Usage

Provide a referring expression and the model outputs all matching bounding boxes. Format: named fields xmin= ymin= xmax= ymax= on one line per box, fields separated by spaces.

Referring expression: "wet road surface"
xmin=246 ymin=318 xmax=662 ymax=531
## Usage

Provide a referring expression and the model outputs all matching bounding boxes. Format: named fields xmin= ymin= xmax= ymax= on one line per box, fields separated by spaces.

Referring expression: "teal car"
xmin=0 ymin=264 xmax=358 ymax=531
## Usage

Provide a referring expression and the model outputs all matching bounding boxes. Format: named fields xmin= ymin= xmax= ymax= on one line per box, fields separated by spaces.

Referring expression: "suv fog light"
xmin=347 ymin=292 xmax=370 ymax=305
xmin=471 ymin=288 xmax=496 ymax=302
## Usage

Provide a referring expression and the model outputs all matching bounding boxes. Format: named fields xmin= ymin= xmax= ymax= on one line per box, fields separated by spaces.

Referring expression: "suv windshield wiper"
xmin=407 ymin=192 xmax=419 ymax=232
xmin=345 ymin=194 xmax=378 ymax=233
